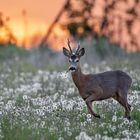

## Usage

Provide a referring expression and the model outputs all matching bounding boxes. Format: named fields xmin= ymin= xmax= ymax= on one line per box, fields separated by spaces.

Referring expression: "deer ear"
xmin=63 ymin=47 xmax=71 ymax=57
xmin=77 ymin=48 xmax=85 ymax=57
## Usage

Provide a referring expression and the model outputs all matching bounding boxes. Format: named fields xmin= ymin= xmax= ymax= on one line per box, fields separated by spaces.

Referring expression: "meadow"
xmin=0 ymin=45 xmax=140 ymax=140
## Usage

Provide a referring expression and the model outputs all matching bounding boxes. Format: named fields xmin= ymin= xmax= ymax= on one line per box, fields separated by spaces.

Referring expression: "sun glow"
xmin=0 ymin=18 xmax=68 ymax=50
xmin=9 ymin=18 xmax=48 ymax=48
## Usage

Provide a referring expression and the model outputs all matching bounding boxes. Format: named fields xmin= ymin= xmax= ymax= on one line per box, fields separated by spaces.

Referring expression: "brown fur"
xmin=71 ymin=64 xmax=132 ymax=119
xmin=63 ymin=40 xmax=132 ymax=119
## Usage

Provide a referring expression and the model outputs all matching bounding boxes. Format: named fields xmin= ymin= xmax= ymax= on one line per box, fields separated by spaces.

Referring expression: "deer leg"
xmin=85 ymin=95 xmax=100 ymax=118
xmin=121 ymin=100 xmax=131 ymax=120
xmin=114 ymin=91 xmax=131 ymax=120
xmin=128 ymin=103 xmax=131 ymax=111
xmin=87 ymin=101 xmax=93 ymax=114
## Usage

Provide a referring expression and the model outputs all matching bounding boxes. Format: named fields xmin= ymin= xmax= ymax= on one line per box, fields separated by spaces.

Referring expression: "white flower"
xmin=59 ymin=72 xmax=69 ymax=79
xmin=58 ymin=137 xmax=64 ymax=140
xmin=23 ymin=95 xmax=28 ymax=100
xmin=75 ymin=132 xmax=92 ymax=140
xmin=86 ymin=114 xmax=92 ymax=119
xmin=112 ymin=115 xmax=117 ymax=122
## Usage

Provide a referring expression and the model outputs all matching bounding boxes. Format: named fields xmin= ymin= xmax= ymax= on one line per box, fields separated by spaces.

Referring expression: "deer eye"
xmin=76 ymin=59 xmax=79 ymax=63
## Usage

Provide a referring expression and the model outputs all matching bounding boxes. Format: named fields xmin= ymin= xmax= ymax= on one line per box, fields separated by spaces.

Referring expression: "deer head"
xmin=63 ymin=39 xmax=85 ymax=72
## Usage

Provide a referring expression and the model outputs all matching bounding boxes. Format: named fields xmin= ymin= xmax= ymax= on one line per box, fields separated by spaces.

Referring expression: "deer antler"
xmin=75 ymin=42 xmax=81 ymax=55
xmin=67 ymin=39 xmax=72 ymax=53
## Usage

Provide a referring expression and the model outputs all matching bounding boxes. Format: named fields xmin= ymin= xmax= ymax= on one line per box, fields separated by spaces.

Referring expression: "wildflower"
xmin=86 ymin=114 xmax=92 ymax=119
xmin=59 ymin=72 xmax=68 ymax=79
xmin=58 ymin=137 xmax=64 ymax=140
xmin=123 ymin=118 xmax=129 ymax=125
xmin=67 ymin=131 xmax=72 ymax=136
xmin=23 ymin=95 xmax=28 ymax=100
xmin=75 ymin=132 xmax=92 ymax=140
xmin=112 ymin=115 xmax=117 ymax=122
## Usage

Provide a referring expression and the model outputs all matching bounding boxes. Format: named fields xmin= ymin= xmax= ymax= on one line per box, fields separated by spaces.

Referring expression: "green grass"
xmin=0 ymin=46 xmax=139 ymax=139
xmin=1 ymin=107 xmax=140 ymax=140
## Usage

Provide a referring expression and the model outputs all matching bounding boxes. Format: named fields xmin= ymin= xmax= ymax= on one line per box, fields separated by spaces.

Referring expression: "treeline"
xmin=60 ymin=0 xmax=140 ymax=52
xmin=0 ymin=12 xmax=16 ymax=46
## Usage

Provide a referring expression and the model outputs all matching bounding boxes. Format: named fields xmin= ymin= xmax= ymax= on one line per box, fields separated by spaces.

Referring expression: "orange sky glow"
xmin=0 ymin=0 xmax=67 ymax=50
xmin=1 ymin=0 xmax=140 ymax=52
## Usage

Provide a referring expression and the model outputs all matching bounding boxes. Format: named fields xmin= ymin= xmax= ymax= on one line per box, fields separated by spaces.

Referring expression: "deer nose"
xmin=69 ymin=67 xmax=76 ymax=71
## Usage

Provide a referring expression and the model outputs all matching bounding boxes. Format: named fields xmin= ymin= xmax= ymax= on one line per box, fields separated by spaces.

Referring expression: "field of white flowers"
xmin=0 ymin=62 xmax=140 ymax=140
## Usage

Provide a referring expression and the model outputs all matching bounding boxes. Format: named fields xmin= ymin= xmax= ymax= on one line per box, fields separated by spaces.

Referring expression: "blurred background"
xmin=0 ymin=0 xmax=140 ymax=69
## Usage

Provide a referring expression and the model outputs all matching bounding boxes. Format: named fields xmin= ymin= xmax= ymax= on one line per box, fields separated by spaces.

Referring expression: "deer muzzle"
xmin=69 ymin=66 xmax=76 ymax=72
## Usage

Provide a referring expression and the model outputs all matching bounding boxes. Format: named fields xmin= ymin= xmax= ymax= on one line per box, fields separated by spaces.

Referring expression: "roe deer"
xmin=63 ymin=40 xmax=132 ymax=120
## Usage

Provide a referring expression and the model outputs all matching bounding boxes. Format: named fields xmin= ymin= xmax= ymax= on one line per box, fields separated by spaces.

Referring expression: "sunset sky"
xmin=0 ymin=0 xmax=67 ymax=49
xmin=0 ymin=0 xmax=65 ymax=23
xmin=1 ymin=0 xmax=140 ymax=52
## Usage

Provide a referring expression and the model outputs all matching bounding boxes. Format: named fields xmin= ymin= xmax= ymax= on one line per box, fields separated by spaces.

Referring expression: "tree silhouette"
xmin=39 ymin=0 xmax=71 ymax=48
xmin=0 ymin=12 xmax=16 ymax=46
xmin=39 ymin=0 xmax=140 ymax=52
xmin=62 ymin=0 xmax=140 ymax=52
xmin=63 ymin=0 xmax=94 ymax=38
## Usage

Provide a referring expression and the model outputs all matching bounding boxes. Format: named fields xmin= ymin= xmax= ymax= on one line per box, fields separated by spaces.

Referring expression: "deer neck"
xmin=71 ymin=64 xmax=84 ymax=89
